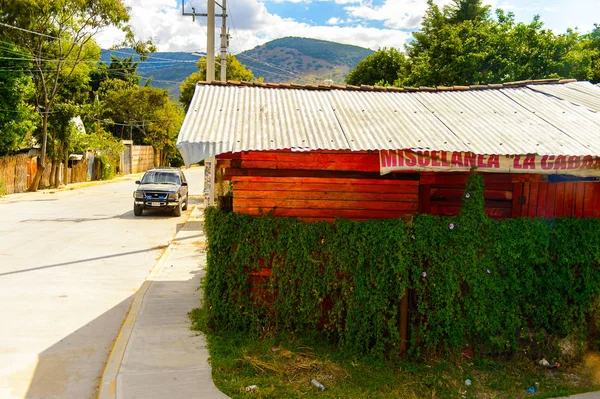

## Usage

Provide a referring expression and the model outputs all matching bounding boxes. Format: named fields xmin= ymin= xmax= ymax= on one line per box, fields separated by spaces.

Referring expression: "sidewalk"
xmin=98 ymin=202 xmax=229 ymax=399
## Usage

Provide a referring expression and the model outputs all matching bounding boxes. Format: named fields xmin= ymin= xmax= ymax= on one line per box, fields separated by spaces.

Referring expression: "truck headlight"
xmin=134 ymin=191 xmax=144 ymax=199
xmin=168 ymin=192 xmax=179 ymax=200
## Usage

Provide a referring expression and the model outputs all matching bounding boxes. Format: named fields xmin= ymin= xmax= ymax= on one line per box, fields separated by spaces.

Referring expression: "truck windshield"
xmin=141 ymin=172 xmax=180 ymax=185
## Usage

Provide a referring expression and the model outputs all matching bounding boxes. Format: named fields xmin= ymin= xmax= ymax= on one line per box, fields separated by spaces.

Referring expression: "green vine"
xmin=203 ymin=174 xmax=600 ymax=359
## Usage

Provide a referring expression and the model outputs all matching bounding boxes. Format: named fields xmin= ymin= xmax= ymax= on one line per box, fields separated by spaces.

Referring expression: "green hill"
xmin=236 ymin=37 xmax=374 ymax=84
xmin=101 ymin=37 xmax=374 ymax=98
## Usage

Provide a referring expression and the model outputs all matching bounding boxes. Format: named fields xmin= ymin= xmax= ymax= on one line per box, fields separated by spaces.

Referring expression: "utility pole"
xmin=218 ymin=0 xmax=229 ymax=82
xmin=181 ymin=0 xmax=228 ymax=83
xmin=206 ymin=0 xmax=215 ymax=81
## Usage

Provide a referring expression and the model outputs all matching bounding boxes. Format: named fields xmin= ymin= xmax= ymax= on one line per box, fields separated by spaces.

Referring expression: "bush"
xmin=95 ymin=154 xmax=115 ymax=180
xmin=203 ymin=174 xmax=600 ymax=359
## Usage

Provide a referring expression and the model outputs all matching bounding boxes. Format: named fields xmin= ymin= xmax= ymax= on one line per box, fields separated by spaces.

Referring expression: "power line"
xmin=226 ymin=10 xmax=317 ymax=84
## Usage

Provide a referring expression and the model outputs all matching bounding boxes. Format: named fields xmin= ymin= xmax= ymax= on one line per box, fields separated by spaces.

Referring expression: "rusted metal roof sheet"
xmin=528 ymin=81 xmax=600 ymax=112
xmin=177 ymin=81 xmax=600 ymax=166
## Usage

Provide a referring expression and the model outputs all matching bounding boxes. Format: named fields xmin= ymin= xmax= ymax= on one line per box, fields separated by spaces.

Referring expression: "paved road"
xmin=0 ymin=166 xmax=205 ymax=399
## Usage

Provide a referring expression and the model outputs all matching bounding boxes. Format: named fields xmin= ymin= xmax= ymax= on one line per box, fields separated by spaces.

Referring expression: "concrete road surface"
xmin=0 ymin=166 xmax=204 ymax=399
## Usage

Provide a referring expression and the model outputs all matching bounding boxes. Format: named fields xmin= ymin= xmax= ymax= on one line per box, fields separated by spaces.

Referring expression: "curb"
xmin=97 ymin=207 xmax=195 ymax=399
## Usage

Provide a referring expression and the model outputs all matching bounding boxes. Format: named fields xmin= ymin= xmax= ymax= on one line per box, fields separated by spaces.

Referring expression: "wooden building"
xmin=177 ymin=79 xmax=600 ymax=221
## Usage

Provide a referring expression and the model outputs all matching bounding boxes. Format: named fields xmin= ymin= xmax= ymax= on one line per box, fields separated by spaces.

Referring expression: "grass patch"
xmin=190 ymin=308 xmax=600 ymax=399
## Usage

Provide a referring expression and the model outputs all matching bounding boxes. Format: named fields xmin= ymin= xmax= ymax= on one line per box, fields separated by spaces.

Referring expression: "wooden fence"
xmin=0 ymin=155 xmax=91 ymax=194
xmin=0 ymin=154 xmax=28 ymax=194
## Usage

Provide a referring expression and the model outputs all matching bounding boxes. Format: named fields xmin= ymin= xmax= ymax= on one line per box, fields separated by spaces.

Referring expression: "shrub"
xmin=203 ymin=174 xmax=600 ymax=359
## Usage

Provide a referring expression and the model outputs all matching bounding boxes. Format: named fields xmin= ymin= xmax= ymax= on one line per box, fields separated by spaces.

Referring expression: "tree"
xmin=345 ymin=48 xmax=408 ymax=86
xmin=0 ymin=44 xmax=38 ymax=155
xmin=446 ymin=0 xmax=490 ymax=24
xmin=402 ymin=3 xmax=578 ymax=86
xmin=101 ymin=86 xmax=184 ymax=165
xmin=0 ymin=0 xmax=154 ymax=191
xmin=562 ymin=24 xmax=600 ymax=82
xmin=179 ymin=54 xmax=258 ymax=111
xmin=89 ymin=55 xmax=142 ymax=95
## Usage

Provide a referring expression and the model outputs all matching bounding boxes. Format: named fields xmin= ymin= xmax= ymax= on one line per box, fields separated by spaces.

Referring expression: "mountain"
xmin=100 ymin=49 xmax=202 ymax=97
xmin=235 ymin=37 xmax=374 ymax=85
xmin=101 ymin=37 xmax=374 ymax=98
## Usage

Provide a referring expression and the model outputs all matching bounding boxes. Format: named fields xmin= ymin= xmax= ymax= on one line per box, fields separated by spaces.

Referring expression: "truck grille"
xmin=144 ymin=192 xmax=168 ymax=201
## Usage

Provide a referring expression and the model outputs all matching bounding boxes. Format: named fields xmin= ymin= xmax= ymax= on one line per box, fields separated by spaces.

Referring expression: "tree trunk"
xmin=51 ymin=162 xmax=58 ymax=188
xmin=63 ymin=145 xmax=68 ymax=185
xmin=28 ymin=111 xmax=49 ymax=191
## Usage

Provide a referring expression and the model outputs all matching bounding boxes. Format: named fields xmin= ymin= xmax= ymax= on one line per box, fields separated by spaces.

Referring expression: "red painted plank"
xmin=521 ymin=183 xmax=530 ymax=217
xmin=420 ymin=173 xmax=513 ymax=186
xmin=593 ymin=183 xmax=600 ymax=218
xmin=528 ymin=182 xmax=539 ymax=218
xmin=554 ymin=183 xmax=565 ymax=217
xmin=430 ymin=188 xmax=513 ymax=200
xmin=239 ymin=152 xmax=380 ymax=164
xmin=232 ymin=176 xmax=419 ymax=185
xmin=536 ymin=183 xmax=548 ymax=218
xmin=583 ymin=182 xmax=595 ymax=218
xmin=427 ymin=205 xmax=460 ymax=216
xmin=512 ymin=174 xmax=544 ymax=183
xmin=574 ymin=182 xmax=586 ymax=218
xmin=233 ymin=181 xmax=419 ymax=194
xmin=234 ymin=198 xmax=418 ymax=211
xmin=485 ymin=208 xmax=513 ymax=219
xmin=546 ymin=183 xmax=557 ymax=218
xmin=234 ymin=207 xmax=416 ymax=219
xmin=430 ymin=200 xmax=511 ymax=209
xmin=234 ymin=190 xmax=419 ymax=202
xmin=237 ymin=160 xmax=380 ymax=173
xmin=225 ymin=168 xmax=388 ymax=180
xmin=419 ymin=185 xmax=431 ymax=214
xmin=512 ymin=183 xmax=523 ymax=217
xmin=563 ymin=182 xmax=575 ymax=217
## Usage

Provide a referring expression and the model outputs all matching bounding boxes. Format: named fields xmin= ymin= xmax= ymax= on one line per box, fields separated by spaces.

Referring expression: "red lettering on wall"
xmin=541 ymin=155 xmax=554 ymax=170
xmin=417 ymin=151 xmax=431 ymax=167
xmin=405 ymin=151 xmax=417 ymax=167
xmin=451 ymin=152 xmax=463 ymax=167
xmin=464 ymin=152 xmax=476 ymax=167
xmin=441 ymin=151 xmax=450 ymax=167
xmin=581 ymin=155 xmax=593 ymax=169
xmin=381 ymin=150 xmax=398 ymax=168
xmin=477 ymin=154 xmax=487 ymax=168
xmin=554 ymin=156 xmax=567 ymax=170
xmin=513 ymin=156 xmax=522 ymax=169
xmin=567 ymin=156 xmax=581 ymax=169
xmin=431 ymin=151 xmax=441 ymax=167
xmin=523 ymin=155 xmax=536 ymax=169
xmin=488 ymin=155 xmax=500 ymax=168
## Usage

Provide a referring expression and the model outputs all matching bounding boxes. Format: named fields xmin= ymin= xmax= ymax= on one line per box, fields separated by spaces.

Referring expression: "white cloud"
xmin=326 ymin=17 xmax=343 ymax=24
xmin=345 ymin=0 xmax=499 ymax=30
xmin=95 ymin=0 xmax=412 ymax=53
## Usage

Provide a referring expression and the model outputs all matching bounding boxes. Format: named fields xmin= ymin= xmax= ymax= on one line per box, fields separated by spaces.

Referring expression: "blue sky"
xmin=96 ymin=0 xmax=600 ymax=53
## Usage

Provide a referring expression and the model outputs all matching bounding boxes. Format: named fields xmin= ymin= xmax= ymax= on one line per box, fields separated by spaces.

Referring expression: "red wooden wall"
xmin=217 ymin=150 xmax=600 ymax=221
xmin=513 ymin=181 xmax=600 ymax=218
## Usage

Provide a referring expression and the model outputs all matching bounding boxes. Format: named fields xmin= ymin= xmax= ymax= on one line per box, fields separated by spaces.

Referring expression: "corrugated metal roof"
xmin=177 ymin=81 xmax=600 ymax=166
xmin=528 ymin=81 xmax=600 ymax=112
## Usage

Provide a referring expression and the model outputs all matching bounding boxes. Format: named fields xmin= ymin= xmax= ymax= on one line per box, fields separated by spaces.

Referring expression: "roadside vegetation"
xmin=193 ymin=173 xmax=600 ymax=398
xmin=189 ymin=313 xmax=600 ymax=398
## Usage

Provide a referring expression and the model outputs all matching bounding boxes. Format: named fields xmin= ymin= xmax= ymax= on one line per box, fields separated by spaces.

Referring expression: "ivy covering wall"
xmin=203 ymin=174 xmax=600 ymax=358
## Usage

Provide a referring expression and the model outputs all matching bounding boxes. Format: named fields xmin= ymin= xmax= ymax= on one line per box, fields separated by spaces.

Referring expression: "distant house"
xmin=177 ymin=79 xmax=600 ymax=221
